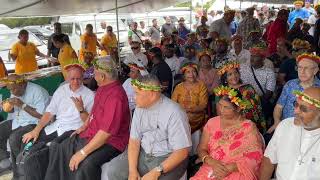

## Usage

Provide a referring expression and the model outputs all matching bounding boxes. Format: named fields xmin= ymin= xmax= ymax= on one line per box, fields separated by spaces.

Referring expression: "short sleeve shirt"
xmin=239 ymin=64 xmax=276 ymax=96
xmin=45 ymin=84 xmax=94 ymax=136
xmin=209 ymin=18 xmax=232 ymax=40
xmin=80 ymin=81 xmax=130 ymax=152
xmin=277 ymin=78 xmax=320 ymax=120
xmin=11 ymin=42 xmax=38 ymax=74
xmin=130 ymin=96 xmax=192 ymax=157
xmin=11 ymin=82 xmax=49 ymax=129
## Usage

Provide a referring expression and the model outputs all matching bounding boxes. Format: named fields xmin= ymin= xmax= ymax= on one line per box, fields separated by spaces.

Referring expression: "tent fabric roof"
xmin=0 ymin=0 xmax=185 ymax=17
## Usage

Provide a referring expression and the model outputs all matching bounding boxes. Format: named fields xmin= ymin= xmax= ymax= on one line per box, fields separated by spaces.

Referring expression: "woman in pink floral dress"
xmin=191 ymin=86 xmax=264 ymax=180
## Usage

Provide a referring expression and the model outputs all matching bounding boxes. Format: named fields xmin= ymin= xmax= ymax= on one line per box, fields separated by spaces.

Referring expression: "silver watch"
xmin=155 ymin=164 xmax=164 ymax=174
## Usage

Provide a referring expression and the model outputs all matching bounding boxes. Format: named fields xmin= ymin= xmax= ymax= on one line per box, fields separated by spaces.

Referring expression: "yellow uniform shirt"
xmin=58 ymin=43 xmax=77 ymax=79
xmin=0 ymin=61 xmax=7 ymax=78
xmin=11 ymin=42 xmax=38 ymax=74
xmin=100 ymin=33 xmax=117 ymax=56
xmin=79 ymin=33 xmax=97 ymax=61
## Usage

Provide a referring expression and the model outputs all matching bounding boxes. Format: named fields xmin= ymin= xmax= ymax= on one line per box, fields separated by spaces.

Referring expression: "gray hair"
xmin=137 ymin=74 xmax=160 ymax=87
xmin=95 ymin=57 xmax=118 ymax=80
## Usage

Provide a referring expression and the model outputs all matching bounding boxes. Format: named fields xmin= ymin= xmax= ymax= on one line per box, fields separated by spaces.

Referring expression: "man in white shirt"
xmin=124 ymin=41 xmax=148 ymax=67
xmin=164 ymin=44 xmax=180 ymax=77
xmin=229 ymin=35 xmax=251 ymax=64
xmin=122 ymin=63 xmax=148 ymax=111
xmin=260 ymin=87 xmax=320 ymax=180
xmin=23 ymin=64 xmax=94 ymax=145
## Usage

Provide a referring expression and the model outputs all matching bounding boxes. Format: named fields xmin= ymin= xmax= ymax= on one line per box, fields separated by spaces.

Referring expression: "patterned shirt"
xmin=239 ymin=64 xmax=276 ymax=96
xmin=277 ymin=78 xmax=320 ymax=120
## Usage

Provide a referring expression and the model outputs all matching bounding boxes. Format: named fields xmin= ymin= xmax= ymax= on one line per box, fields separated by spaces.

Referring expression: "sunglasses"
xmin=131 ymin=47 xmax=139 ymax=50
xmin=294 ymin=101 xmax=315 ymax=113
xmin=107 ymin=29 xmax=112 ymax=32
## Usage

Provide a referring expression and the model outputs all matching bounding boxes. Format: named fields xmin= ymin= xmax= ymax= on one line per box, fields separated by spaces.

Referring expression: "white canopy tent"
xmin=0 ymin=0 xmax=186 ymax=16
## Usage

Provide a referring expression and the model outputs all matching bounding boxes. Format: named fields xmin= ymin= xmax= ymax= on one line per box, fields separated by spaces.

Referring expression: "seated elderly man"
xmin=44 ymin=57 xmax=130 ymax=180
xmin=23 ymin=63 xmax=94 ymax=143
xmin=270 ymin=54 xmax=320 ymax=133
xmin=260 ymin=87 xmax=320 ymax=180
xmin=101 ymin=74 xmax=192 ymax=180
xmin=0 ymin=74 xmax=49 ymax=176
xmin=21 ymin=63 xmax=94 ymax=178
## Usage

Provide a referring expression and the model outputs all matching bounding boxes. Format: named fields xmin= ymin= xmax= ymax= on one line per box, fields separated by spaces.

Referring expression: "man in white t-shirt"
xmin=260 ymin=87 xmax=320 ymax=180
xmin=124 ymin=41 xmax=148 ymax=67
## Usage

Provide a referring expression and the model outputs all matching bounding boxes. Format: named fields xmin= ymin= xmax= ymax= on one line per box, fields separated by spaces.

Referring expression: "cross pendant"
xmin=298 ymin=156 xmax=304 ymax=165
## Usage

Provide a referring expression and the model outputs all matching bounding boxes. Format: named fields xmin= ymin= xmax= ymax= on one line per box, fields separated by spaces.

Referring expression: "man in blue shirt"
xmin=269 ymin=54 xmax=320 ymax=133
xmin=0 ymin=74 xmax=49 ymax=177
xmin=288 ymin=1 xmax=310 ymax=28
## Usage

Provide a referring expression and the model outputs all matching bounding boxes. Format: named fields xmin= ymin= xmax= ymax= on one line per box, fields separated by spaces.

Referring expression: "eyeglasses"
xmin=294 ymin=101 xmax=314 ymax=113
xmin=296 ymin=65 xmax=316 ymax=72
xmin=131 ymin=47 xmax=139 ymax=50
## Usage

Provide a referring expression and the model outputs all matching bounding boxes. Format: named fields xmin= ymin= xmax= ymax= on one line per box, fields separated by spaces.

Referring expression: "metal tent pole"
xmin=116 ymin=0 xmax=121 ymax=71
xmin=190 ymin=0 xmax=192 ymax=30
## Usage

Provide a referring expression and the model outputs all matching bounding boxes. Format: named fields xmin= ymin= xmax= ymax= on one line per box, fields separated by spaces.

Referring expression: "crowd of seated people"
xmin=0 ymin=1 xmax=320 ymax=180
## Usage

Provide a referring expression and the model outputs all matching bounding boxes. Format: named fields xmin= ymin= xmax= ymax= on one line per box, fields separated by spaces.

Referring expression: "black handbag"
xmin=16 ymin=142 xmax=49 ymax=180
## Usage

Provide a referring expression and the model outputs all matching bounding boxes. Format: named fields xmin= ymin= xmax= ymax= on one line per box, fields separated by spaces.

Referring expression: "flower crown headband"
xmin=292 ymin=39 xmax=311 ymax=50
xmin=92 ymin=59 xmax=113 ymax=73
xmin=296 ymin=53 xmax=320 ymax=64
xmin=214 ymin=86 xmax=253 ymax=110
xmin=128 ymin=63 xmax=145 ymax=71
xmin=293 ymin=90 xmax=320 ymax=109
xmin=0 ymin=77 xmax=25 ymax=85
xmin=131 ymin=79 xmax=162 ymax=91
xmin=64 ymin=61 xmax=88 ymax=72
xmin=217 ymin=61 xmax=240 ymax=76
xmin=293 ymin=0 xmax=304 ymax=5
xmin=180 ymin=63 xmax=198 ymax=74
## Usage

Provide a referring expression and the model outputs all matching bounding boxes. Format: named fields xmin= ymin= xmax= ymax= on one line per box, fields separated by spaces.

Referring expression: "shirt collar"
xmin=303 ymin=127 xmax=320 ymax=137
xmin=99 ymin=81 xmax=120 ymax=91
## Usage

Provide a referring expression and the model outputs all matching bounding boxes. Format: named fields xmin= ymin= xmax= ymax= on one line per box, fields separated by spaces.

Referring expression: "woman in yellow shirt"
xmin=10 ymin=29 xmax=48 ymax=75
xmin=79 ymin=24 xmax=101 ymax=61
xmin=52 ymin=34 xmax=78 ymax=79
xmin=0 ymin=56 xmax=8 ymax=78
xmin=100 ymin=26 xmax=118 ymax=56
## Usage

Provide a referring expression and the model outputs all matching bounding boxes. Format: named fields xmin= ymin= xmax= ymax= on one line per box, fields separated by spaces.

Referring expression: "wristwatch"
xmin=79 ymin=108 xmax=85 ymax=114
xmin=21 ymin=103 xmax=27 ymax=110
xmin=155 ymin=164 xmax=164 ymax=174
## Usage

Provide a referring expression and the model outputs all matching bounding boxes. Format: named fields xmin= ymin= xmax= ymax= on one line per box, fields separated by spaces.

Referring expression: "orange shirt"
xmin=0 ymin=60 xmax=7 ymax=78
xmin=79 ymin=33 xmax=97 ymax=61
xmin=58 ymin=43 xmax=77 ymax=79
xmin=100 ymin=33 xmax=117 ymax=56
xmin=11 ymin=42 xmax=38 ymax=75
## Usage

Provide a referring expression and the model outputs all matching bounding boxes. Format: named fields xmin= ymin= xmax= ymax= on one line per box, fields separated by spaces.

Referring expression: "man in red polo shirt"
xmin=267 ymin=9 xmax=289 ymax=55
xmin=44 ymin=57 xmax=130 ymax=180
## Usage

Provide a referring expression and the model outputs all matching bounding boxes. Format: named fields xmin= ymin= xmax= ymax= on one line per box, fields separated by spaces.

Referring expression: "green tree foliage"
xmin=203 ymin=0 xmax=215 ymax=10
xmin=175 ymin=1 xmax=192 ymax=8
xmin=0 ymin=17 xmax=52 ymax=28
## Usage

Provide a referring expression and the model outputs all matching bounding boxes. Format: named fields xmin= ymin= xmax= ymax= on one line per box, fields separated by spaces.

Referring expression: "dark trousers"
xmin=0 ymin=120 xmax=12 ymax=161
xmin=44 ymin=135 xmax=121 ymax=180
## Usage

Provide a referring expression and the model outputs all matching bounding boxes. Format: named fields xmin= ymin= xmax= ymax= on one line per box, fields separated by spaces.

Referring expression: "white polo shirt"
xmin=45 ymin=83 xmax=94 ymax=136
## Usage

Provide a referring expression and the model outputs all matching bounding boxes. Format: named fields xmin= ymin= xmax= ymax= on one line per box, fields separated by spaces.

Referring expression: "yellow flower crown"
xmin=296 ymin=53 xmax=320 ymax=64
xmin=92 ymin=59 xmax=113 ymax=73
xmin=294 ymin=0 xmax=304 ymax=6
xmin=131 ymin=79 xmax=162 ymax=91
xmin=214 ymin=86 xmax=252 ymax=110
xmin=292 ymin=39 xmax=311 ymax=50
xmin=293 ymin=90 xmax=320 ymax=109
xmin=180 ymin=63 xmax=198 ymax=74
xmin=217 ymin=61 xmax=240 ymax=76
xmin=0 ymin=77 xmax=25 ymax=85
